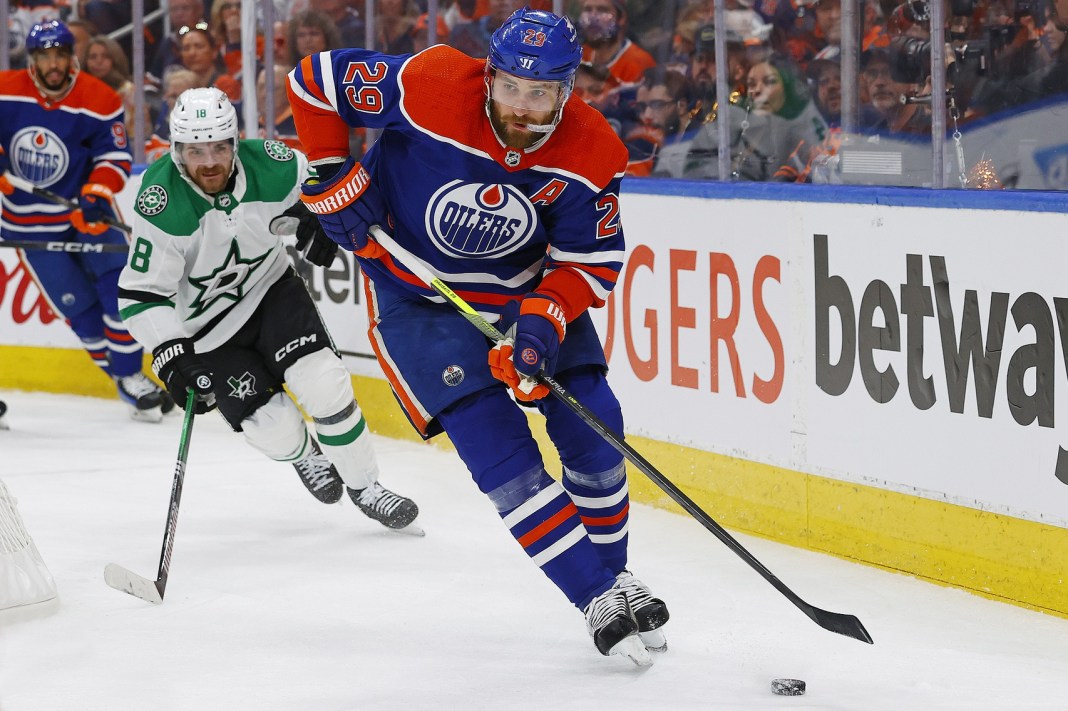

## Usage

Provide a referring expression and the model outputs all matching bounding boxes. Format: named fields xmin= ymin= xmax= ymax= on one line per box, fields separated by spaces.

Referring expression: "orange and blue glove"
xmin=488 ymin=294 xmax=567 ymax=402
xmin=299 ymin=157 xmax=388 ymax=260
xmin=70 ymin=183 xmax=117 ymax=235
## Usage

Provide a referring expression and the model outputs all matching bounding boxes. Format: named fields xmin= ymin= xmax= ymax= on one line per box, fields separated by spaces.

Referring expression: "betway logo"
xmin=814 ymin=234 xmax=1068 ymax=481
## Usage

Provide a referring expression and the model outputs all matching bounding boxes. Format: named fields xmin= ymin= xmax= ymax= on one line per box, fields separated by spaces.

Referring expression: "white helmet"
xmin=169 ymin=87 xmax=239 ymax=178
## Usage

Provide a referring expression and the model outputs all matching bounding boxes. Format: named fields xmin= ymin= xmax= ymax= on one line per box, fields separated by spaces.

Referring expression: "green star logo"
xmin=187 ymin=239 xmax=269 ymax=317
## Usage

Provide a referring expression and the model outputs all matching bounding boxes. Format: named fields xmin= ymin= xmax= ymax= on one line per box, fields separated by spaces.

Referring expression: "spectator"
xmin=148 ymin=0 xmax=205 ymax=84
xmin=148 ymin=67 xmax=200 ymax=150
xmin=624 ymin=67 xmax=693 ymax=176
xmin=77 ymin=1 xmax=129 ymax=37
xmin=743 ymin=54 xmax=828 ymax=179
xmin=84 ymin=35 xmax=132 ymax=95
xmin=84 ymin=34 xmax=149 ymax=148
xmin=577 ymin=0 xmax=656 ymax=94
xmin=309 ymin=0 xmax=366 ymax=48
xmin=860 ymin=48 xmax=930 ymax=135
xmin=66 ymin=19 xmax=96 ymax=67
xmin=207 ymin=0 xmax=244 ymax=76
xmin=411 ymin=11 xmax=450 ymax=52
xmin=374 ymin=0 xmax=419 ymax=54
xmin=449 ymin=0 xmax=523 ymax=57
xmin=257 ymin=63 xmax=301 ymax=149
xmin=287 ymin=9 xmax=340 ymax=65
xmin=177 ymin=22 xmax=234 ymax=97
xmin=687 ymin=24 xmax=751 ymax=124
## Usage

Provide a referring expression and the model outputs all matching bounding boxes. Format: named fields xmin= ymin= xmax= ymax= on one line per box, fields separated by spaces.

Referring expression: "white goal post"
xmin=0 ymin=478 xmax=57 ymax=610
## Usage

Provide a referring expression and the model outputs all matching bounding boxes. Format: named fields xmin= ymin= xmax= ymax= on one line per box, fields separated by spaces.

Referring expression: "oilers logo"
xmin=10 ymin=127 xmax=69 ymax=188
xmin=425 ymin=181 xmax=536 ymax=259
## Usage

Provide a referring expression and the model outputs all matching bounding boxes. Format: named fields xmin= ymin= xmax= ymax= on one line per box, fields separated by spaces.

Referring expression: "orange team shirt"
xmin=582 ymin=39 xmax=656 ymax=92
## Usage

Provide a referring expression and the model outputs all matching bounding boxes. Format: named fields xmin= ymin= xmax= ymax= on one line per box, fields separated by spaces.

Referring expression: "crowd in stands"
xmin=7 ymin=0 xmax=1067 ymax=185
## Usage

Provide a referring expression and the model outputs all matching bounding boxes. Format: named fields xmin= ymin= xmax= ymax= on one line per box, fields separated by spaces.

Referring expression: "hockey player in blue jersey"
xmin=0 ymin=20 xmax=172 ymax=422
xmin=286 ymin=7 xmax=669 ymax=664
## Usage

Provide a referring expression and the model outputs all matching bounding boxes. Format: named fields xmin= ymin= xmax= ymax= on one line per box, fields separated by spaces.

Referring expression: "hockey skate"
xmin=583 ymin=580 xmax=653 ymax=667
xmin=293 ymin=440 xmax=345 ymax=504
xmin=347 ymin=482 xmax=420 ymax=531
xmin=115 ymin=373 xmax=168 ymax=423
xmin=615 ymin=570 xmax=670 ymax=652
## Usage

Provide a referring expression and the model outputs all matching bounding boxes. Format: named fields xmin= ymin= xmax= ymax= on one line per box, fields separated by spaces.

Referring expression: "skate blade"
xmin=128 ymin=406 xmax=163 ymax=424
xmin=609 ymin=634 xmax=654 ymax=667
xmin=639 ymin=628 xmax=668 ymax=653
xmin=387 ymin=521 xmax=425 ymax=537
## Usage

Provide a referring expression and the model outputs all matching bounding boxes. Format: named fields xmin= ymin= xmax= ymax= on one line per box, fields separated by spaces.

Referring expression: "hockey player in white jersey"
xmin=117 ymin=88 xmax=418 ymax=529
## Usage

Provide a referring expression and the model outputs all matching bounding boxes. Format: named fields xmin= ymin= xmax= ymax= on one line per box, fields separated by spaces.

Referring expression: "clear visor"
xmin=176 ymin=139 xmax=235 ymax=169
xmin=489 ymin=70 xmax=566 ymax=113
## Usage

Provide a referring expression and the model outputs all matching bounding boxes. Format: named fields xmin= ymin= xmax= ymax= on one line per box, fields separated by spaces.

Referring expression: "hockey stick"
xmin=104 ymin=388 xmax=196 ymax=604
xmin=0 ymin=239 xmax=128 ymax=253
xmin=3 ymin=171 xmax=133 ymax=235
xmin=369 ymin=225 xmax=874 ymax=645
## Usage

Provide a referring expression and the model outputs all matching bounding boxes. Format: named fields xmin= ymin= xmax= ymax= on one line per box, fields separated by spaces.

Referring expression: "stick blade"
xmin=809 ymin=607 xmax=874 ymax=644
xmin=104 ymin=563 xmax=164 ymax=604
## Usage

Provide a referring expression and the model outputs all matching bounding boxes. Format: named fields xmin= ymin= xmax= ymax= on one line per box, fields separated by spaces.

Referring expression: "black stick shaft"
xmin=153 ymin=388 xmax=197 ymax=599
xmin=3 ymin=171 xmax=133 ymax=234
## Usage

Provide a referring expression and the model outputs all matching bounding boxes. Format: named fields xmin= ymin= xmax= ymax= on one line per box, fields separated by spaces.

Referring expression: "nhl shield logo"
xmin=442 ymin=365 xmax=465 ymax=387
xmin=504 ymin=150 xmax=521 ymax=167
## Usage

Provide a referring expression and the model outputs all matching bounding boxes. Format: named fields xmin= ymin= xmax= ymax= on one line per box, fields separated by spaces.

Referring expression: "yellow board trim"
xmin=2 ymin=344 xmax=1064 ymax=618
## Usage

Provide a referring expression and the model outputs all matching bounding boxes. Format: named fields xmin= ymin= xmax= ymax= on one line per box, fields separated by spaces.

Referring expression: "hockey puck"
xmin=771 ymin=678 xmax=806 ymax=696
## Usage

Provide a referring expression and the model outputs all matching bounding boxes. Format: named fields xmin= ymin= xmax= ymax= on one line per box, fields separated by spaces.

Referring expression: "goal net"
xmin=0 ymin=478 xmax=56 ymax=610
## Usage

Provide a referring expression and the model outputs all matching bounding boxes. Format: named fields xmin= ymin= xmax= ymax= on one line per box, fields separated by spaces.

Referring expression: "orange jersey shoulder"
xmin=400 ymin=45 xmax=626 ymax=192
xmin=0 ymin=69 xmax=121 ymax=117
xmin=65 ymin=73 xmax=123 ymax=117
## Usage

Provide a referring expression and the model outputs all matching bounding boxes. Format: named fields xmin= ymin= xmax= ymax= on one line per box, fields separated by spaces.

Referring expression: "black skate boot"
xmin=615 ymin=570 xmax=670 ymax=651
xmin=583 ymin=580 xmax=652 ymax=666
xmin=347 ymin=483 xmax=419 ymax=530
xmin=115 ymin=372 xmax=166 ymax=423
xmin=293 ymin=440 xmax=345 ymax=504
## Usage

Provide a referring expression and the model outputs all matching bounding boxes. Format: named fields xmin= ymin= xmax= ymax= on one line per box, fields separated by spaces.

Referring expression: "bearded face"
xmin=579 ymin=1 xmax=621 ymax=46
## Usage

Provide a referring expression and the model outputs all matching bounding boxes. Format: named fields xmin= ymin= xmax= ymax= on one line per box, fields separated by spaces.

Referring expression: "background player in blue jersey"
xmin=287 ymin=8 xmax=669 ymax=665
xmin=0 ymin=20 xmax=172 ymax=422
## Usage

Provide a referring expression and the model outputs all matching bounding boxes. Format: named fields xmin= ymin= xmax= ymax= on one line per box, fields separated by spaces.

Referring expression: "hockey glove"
xmin=70 ymin=183 xmax=117 ymax=236
xmin=488 ymin=294 xmax=567 ymax=402
xmin=151 ymin=338 xmax=217 ymax=414
xmin=0 ymin=149 xmax=12 ymax=196
xmin=298 ymin=157 xmax=388 ymax=260
xmin=269 ymin=201 xmax=339 ymax=267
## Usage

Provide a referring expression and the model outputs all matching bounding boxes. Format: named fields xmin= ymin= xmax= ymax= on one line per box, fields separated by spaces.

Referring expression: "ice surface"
xmin=1 ymin=390 xmax=1066 ymax=710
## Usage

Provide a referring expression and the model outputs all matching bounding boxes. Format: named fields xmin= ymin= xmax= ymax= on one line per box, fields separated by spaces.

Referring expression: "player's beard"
xmin=190 ymin=163 xmax=232 ymax=195
xmin=488 ymin=101 xmax=555 ymax=150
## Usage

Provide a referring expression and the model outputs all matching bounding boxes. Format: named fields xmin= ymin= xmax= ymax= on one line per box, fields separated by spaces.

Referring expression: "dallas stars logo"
xmin=187 ymin=239 xmax=269 ymax=317
xmin=227 ymin=371 xmax=257 ymax=400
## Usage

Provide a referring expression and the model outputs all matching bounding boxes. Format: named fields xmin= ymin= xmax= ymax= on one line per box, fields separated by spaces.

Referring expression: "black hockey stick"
xmin=3 ymin=171 xmax=133 ymax=234
xmin=369 ymin=226 xmax=873 ymax=645
xmin=104 ymin=388 xmax=196 ymax=604
xmin=0 ymin=239 xmax=128 ymax=253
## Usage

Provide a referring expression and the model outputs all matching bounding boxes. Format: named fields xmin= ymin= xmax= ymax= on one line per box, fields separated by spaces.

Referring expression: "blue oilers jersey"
xmin=287 ymin=44 xmax=628 ymax=321
xmin=0 ymin=69 xmax=131 ymax=237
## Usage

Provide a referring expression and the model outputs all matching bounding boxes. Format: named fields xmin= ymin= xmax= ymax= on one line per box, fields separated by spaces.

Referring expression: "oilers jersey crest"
xmin=0 ymin=69 xmax=131 ymax=236
xmin=287 ymin=44 xmax=628 ymax=318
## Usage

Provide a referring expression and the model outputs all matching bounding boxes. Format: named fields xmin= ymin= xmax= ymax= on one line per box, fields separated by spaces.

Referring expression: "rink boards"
xmin=1 ymin=176 xmax=1066 ymax=619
